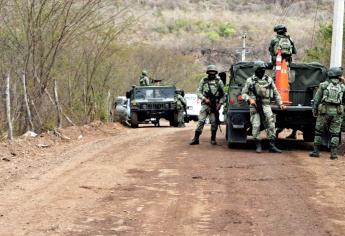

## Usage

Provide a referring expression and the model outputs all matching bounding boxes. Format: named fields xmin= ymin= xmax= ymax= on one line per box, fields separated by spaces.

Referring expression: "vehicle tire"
xmin=169 ymin=113 xmax=179 ymax=127
xmin=130 ymin=112 xmax=139 ymax=128
xmin=303 ymin=128 xmax=314 ymax=142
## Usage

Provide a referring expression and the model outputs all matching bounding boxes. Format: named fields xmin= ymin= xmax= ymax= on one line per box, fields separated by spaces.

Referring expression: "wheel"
xmin=130 ymin=112 xmax=139 ymax=128
xmin=169 ymin=113 xmax=179 ymax=127
xmin=303 ymin=128 xmax=314 ymax=142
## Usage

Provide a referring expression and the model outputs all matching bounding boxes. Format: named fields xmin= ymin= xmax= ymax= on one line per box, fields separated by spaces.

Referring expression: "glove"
xmin=248 ymin=98 xmax=256 ymax=106
xmin=203 ymin=98 xmax=211 ymax=104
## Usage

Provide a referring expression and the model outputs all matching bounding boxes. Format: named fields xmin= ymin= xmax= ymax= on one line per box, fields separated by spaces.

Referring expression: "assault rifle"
xmin=251 ymin=85 xmax=268 ymax=129
xmin=205 ymin=93 xmax=222 ymax=132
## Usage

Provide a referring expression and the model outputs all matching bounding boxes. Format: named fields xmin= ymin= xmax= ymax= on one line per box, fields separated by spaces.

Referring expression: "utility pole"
xmin=241 ymin=34 xmax=247 ymax=62
xmin=330 ymin=0 xmax=344 ymax=67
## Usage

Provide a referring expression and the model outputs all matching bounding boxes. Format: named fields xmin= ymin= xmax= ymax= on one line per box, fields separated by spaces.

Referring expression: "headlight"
xmin=142 ymin=104 xmax=147 ymax=109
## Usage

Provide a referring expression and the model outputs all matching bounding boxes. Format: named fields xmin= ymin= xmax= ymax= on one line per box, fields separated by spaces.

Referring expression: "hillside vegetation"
xmin=0 ymin=0 xmax=335 ymax=138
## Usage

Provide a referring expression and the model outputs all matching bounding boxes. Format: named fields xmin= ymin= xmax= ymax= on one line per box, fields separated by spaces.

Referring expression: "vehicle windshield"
xmin=134 ymin=87 xmax=175 ymax=99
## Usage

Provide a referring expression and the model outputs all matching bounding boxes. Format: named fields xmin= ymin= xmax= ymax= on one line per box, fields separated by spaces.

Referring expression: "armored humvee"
xmin=126 ymin=85 xmax=178 ymax=128
xmin=226 ymin=62 xmax=328 ymax=146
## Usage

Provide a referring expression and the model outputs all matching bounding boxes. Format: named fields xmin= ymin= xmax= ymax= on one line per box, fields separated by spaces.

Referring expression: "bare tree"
xmin=22 ymin=72 xmax=34 ymax=131
xmin=4 ymin=72 xmax=13 ymax=140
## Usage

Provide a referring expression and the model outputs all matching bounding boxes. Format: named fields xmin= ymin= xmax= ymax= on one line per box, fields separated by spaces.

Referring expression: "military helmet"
xmin=274 ymin=24 xmax=287 ymax=33
xmin=175 ymin=88 xmax=182 ymax=94
xmin=142 ymin=70 xmax=148 ymax=76
xmin=206 ymin=64 xmax=218 ymax=74
xmin=327 ymin=67 xmax=343 ymax=78
xmin=253 ymin=60 xmax=267 ymax=71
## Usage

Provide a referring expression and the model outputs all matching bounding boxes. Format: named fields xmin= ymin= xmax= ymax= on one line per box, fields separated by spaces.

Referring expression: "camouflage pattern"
xmin=269 ymin=34 xmax=297 ymax=64
xmin=242 ymin=74 xmax=283 ymax=140
xmin=195 ymin=76 xmax=224 ymax=133
xmin=249 ymin=104 xmax=276 ymax=140
xmin=313 ymin=80 xmax=345 ymax=147
xmin=175 ymin=93 xmax=186 ymax=126
xmin=139 ymin=75 xmax=150 ymax=86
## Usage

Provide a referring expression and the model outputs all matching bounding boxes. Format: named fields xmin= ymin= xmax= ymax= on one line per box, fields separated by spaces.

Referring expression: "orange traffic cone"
xmin=275 ymin=48 xmax=291 ymax=105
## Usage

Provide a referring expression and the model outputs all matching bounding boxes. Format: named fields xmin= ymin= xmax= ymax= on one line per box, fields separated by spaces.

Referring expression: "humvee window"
xmin=134 ymin=88 xmax=175 ymax=99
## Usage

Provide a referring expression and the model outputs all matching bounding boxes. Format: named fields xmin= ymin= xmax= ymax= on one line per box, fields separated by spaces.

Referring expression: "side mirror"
xmin=126 ymin=91 xmax=130 ymax=99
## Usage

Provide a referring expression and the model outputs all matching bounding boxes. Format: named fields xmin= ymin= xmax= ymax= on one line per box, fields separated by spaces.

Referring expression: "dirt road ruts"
xmin=0 ymin=123 xmax=344 ymax=235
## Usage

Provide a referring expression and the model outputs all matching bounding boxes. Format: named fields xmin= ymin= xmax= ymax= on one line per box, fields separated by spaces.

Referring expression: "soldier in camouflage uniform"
xmin=269 ymin=24 xmax=297 ymax=66
xmin=310 ymin=67 xmax=345 ymax=160
xmin=190 ymin=65 xmax=224 ymax=145
xmin=242 ymin=61 xmax=285 ymax=153
xmin=175 ymin=89 xmax=187 ymax=127
xmin=139 ymin=70 xmax=150 ymax=86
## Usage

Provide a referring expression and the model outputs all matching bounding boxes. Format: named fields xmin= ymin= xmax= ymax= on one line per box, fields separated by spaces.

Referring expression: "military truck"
xmin=126 ymin=85 xmax=178 ymax=128
xmin=226 ymin=62 xmax=328 ymax=146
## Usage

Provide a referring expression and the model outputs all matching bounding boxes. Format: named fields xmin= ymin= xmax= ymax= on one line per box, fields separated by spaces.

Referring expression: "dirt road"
xmin=0 ymin=123 xmax=345 ymax=235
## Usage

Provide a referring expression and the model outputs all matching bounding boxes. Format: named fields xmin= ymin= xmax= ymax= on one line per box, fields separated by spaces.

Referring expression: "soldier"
xmin=269 ymin=24 xmax=297 ymax=66
xmin=190 ymin=65 xmax=224 ymax=145
xmin=310 ymin=67 xmax=345 ymax=160
xmin=139 ymin=70 xmax=150 ymax=86
xmin=175 ymin=89 xmax=187 ymax=128
xmin=241 ymin=61 xmax=285 ymax=153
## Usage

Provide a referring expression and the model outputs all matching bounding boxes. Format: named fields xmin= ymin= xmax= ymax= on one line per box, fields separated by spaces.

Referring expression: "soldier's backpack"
xmin=275 ymin=37 xmax=292 ymax=55
xmin=323 ymin=82 xmax=343 ymax=104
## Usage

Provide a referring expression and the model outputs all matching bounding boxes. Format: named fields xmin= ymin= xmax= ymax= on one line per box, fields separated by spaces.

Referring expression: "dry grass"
xmin=122 ymin=0 xmax=333 ymax=66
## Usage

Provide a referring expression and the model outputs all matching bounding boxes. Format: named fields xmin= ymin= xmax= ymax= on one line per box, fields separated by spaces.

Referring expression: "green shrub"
xmin=218 ymin=23 xmax=236 ymax=38
xmin=207 ymin=31 xmax=220 ymax=41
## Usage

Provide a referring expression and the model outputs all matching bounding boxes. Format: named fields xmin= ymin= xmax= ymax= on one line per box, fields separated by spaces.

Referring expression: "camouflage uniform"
xmin=241 ymin=60 xmax=284 ymax=153
xmin=175 ymin=92 xmax=186 ymax=127
xmin=195 ymin=77 xmax=224 ymax=133
xmin=310 ymin=67 xmax=345 ymax=160
xmin=190 ymin=65 xmax=224 ymax=145
xmin=268 ymin=25 xmax=297 ymax=66
xmin=242 ymin=75 xmax=282 ymax=140
xmin=139 ymin=71 xmax=150 ymax=86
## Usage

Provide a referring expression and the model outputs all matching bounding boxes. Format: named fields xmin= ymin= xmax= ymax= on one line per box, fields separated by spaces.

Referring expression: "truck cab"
xmin=226 ymin=62 xmax=327 ymax=146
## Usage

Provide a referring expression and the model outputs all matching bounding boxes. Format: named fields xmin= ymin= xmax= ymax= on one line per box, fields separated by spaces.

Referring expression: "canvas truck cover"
xmin=229 ymin=62 xmax=328 ymax=106
xmin=230 ymin=62 xmax=327 ymax=90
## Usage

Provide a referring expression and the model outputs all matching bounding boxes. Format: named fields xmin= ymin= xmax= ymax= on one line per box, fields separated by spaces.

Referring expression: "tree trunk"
xmin=4 ymin=73 xmax=13 ymax=140
xmin=22 ymin=72 xmax=34 ymax=131
xmin=107 ymin=90 xmax=111 ymax=122
xmin=54 ymin=79 xmax=62 ymax=128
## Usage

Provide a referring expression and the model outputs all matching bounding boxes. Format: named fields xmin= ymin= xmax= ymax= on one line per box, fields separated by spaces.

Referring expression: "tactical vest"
xmin=275 ymin=37 xmax=292 ymax=55
xmin=323 ymin=82 xmax=343 ymax=105
xmin=202 ymin=78 xmax=223 ymax=98
xmin=253 ymin=76 xmax=273 ymax=100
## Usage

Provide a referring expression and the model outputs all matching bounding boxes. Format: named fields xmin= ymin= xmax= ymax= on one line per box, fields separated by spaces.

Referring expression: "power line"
xmin=310 ymin=0 xmax=321 ymax=48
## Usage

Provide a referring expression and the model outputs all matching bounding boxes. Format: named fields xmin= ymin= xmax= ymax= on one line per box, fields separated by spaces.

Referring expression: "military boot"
xmin=211 ymin=130 xmax=217 ymax=145
xmin=309 ymin=145 xmax=320 ymax=158
xmin=190 ymin=131 xmax=201 ymax=145
xmin=268 ymin=141 xmax=282 ymax=153
xmin=255 ymin=140 xmax=262 ymax=153
xmin=330 ymin=147 xmax=338 ymax=160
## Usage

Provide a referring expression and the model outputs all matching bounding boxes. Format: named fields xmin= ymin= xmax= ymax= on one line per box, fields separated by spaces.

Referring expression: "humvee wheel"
xmin=169 ymin=113 xmax=179 ymax=127
xmin=131 ymin=112 xmax=139 ymax=128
